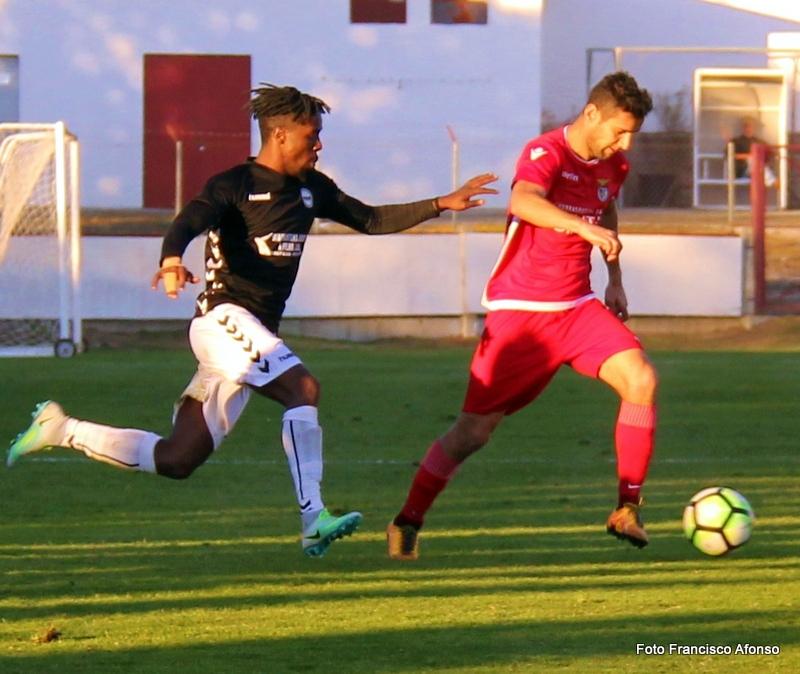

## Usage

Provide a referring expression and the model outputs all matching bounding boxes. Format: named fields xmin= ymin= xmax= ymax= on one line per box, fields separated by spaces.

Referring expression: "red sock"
xmin=395 ymin=440 xmax=461 ymax=528
xmin=615 ymin=401 xmax=656 ymax=507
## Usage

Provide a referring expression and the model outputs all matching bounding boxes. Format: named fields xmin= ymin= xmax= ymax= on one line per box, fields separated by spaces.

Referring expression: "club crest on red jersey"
xmin=597 ymin=179 xmax=610 ymax=202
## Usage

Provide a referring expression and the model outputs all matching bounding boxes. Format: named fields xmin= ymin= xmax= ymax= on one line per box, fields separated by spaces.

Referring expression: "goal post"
xmin=0 ymin=122 xmax=82 ymax=357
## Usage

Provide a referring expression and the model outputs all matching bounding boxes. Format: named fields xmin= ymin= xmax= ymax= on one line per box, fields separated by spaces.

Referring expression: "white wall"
xmin=0 ymin=233 xmax=744 ymax=320
xmin=0 ymin=0 xmax=542 ymax=208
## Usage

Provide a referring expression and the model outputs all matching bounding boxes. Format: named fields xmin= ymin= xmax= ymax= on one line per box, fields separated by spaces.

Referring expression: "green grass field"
xmin=0 ymin=342 xmax=798 ymax=673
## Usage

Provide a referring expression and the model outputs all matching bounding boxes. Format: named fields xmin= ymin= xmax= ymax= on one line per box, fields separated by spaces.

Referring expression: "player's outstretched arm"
xmin=328 ymin=173 xmax=498 ymax=235
xmin=151 ymin=256 xmax=200 ymax=299
xmin=435 ymin=173 xmax=499 ymax=212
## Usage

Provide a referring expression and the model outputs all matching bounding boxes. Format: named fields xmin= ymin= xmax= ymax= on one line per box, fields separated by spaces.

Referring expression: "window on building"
xmin=432 ymin=0 xmax=488 ymax=24
xmin=351 ymin=0 xmax=407 ymax=23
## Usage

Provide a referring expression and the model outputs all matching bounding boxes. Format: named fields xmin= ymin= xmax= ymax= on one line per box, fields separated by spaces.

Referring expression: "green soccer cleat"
xmin=7 ymin=400 xmax=68 ymax=468
xmin=302 ymin=508 xmax=362 ymax=558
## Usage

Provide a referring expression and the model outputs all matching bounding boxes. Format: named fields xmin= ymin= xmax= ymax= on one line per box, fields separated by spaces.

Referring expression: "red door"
xmin=143 ymin=54 xmax=251 ymax=209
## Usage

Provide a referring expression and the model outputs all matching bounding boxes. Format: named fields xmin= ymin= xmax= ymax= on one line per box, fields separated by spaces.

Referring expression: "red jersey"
xmin=482 ymin=126 xmax=629 ymax=311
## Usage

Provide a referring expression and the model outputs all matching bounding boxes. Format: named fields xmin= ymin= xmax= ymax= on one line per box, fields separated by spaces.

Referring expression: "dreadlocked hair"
xmin=249 ymin=83 xmax=330 ymax=139
xmin=588 ymin=71 xmax=653 ymax=120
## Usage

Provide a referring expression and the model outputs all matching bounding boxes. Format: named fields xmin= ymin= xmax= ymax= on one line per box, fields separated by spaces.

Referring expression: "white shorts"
xmin=176 ymin=303 xmax=303 ymax=447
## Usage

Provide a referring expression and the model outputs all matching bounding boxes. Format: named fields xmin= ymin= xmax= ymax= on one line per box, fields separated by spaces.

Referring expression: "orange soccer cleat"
xmin=606 ymin=501 xmax=649 ymax=548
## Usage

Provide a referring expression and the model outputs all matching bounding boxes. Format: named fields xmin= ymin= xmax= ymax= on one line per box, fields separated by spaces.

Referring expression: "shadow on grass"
xmin=2 ymin=523 xmax=798 ymax=622
xmin=2 ymin=607 xmax=797 ymax=674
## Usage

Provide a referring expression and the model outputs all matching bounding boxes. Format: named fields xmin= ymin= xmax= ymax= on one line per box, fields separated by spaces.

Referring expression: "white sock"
xmin=281 ymin=405 xmax=324 ymax=523
xmin=65 ymin=418 xmax=159 ymax=473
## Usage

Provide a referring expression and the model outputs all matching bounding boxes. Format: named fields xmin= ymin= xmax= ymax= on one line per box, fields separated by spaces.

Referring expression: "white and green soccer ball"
xmin=682 ymin=487 xmax=755 ymax=556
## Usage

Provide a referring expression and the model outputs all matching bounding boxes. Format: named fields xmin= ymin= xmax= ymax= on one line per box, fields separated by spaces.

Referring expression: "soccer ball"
xmin=682 ymin=487 xmax=755 ymax=556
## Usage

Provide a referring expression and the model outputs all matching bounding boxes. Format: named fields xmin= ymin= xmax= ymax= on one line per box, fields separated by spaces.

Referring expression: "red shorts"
xmin=463 ymin=299 xmax=642 ymax=415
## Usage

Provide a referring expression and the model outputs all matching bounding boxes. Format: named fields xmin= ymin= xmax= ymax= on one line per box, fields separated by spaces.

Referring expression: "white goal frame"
xmin=0 ymin=122 xmax=82 ymax=357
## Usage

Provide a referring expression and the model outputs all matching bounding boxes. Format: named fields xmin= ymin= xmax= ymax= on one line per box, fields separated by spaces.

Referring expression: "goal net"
xmin=0 ymin=122 xmax=81 ymax=356
xmin=749 ymin=142 xmax=800 ymax=314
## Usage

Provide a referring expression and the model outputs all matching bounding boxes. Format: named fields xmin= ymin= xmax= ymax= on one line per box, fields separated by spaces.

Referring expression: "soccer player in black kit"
xmin=7 ymin=84 xmax=498 ymax=557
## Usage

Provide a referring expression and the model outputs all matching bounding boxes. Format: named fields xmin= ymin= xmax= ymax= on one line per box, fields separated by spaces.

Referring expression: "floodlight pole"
xmin=175 ymin=140 xmax=184 ymax=216
xmin=447 ymin=125 xmax=470 ymax=338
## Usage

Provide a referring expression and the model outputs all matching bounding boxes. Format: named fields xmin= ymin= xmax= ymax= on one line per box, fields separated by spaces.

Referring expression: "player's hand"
xmin=605 ymin=283 xmax=629 ymax=321
xmin=436 ymin=173 xmax=499 ymax=212
xmin=151 ymin=256 xmax=199 ymax=299
xmin=575 ymin=221 xmax=622 ymax=262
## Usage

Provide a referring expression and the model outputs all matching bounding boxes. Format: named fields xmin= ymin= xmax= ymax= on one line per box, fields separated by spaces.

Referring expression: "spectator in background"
xmin=729 ymin=117 xmax=776 ymax=187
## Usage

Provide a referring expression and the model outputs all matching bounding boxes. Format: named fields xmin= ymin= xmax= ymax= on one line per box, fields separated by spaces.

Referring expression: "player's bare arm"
xmin=600 ymin=203 xmax=629 ymax=320
xmin=151 ymin=256 xmax=200 ymax=299
xmin=436 ymin=173 xmax=499 ymax=211
xmin=509 ymin=180 xmax=622 ymax=262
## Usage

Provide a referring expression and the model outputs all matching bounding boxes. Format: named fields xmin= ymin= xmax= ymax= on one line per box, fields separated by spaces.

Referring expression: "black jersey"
xmin=161 ymin=160 xmax=439 ymax=332
xmin=729 ymin=134 xmax=772 ymax=178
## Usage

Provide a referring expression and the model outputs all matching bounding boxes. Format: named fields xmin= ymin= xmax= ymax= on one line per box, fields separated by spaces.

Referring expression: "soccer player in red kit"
xmin=387 ymin=72 xmax=656 ymax=559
